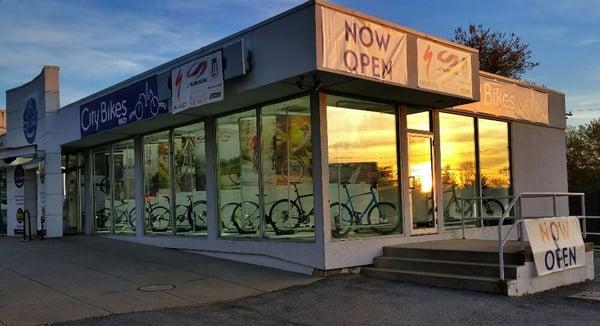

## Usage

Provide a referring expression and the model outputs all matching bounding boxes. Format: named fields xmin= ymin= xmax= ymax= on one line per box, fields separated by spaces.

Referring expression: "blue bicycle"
xmin=330 ymin=183 xmax=398 ymax=238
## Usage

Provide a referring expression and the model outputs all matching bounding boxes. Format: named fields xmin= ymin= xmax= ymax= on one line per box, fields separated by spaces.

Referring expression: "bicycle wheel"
xmin=329 ymin=202 xmax=353 ymax=238
xmin=174 ymin=204 xmax=191 ymax=231
xmin=269 ymin=199 xmax=301 ymax=232
xmin=95 ymin=208 xmax=111 ymax=230
xmin=128 ymin=207 xmax=136 ymax=228
xmin=150 ymin=206 xmax=171 ymax=231
xmin=482 ymin=199 xmax=505 ymax=226
xmin=228 ymin=164 xmax=241 ymax=186
xmin=190 ymin=200 xmax=208 ymax=231
xmin=231 ymin=201 xmax=260 ymax=233
xmin=367 ymin=202 xmax=398 ymax=234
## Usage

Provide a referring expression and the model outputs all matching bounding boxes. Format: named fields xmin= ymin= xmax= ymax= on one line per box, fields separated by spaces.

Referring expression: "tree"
xmin=566 ymin=118 xmax=600 ymax=191
xmin=453 ymin=24 xmax=539 ymax=79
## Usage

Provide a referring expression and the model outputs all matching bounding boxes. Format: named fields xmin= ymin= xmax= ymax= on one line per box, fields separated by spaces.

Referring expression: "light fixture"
xmin=312 ymin=74 xmax=322 ymax=91
xmin=295 ymin=76 xmax=304 ymax=90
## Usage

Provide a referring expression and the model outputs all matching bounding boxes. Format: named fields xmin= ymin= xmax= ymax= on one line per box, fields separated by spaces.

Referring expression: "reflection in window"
xmin=143 ymin=131 xmax=172 ymax=235
xmin=407 ymin=108 xmax=430 ymax=131
xmin=173 ymin=123 xmax=207 ymax=236
xmin=327 ymin=96 xmax=401 ymax=239
xmin=478 ymin=119 xmax=511 ymax=223
xmin=217 ymin=110 xmax=260 ymax=238
xmin=113 ymin=140 xmax=136 ymax=234
xmin=261 ymin=97 xmax=313 ymax=239
xmin=439 ymin=113 xmax=476 ymax=228
xmin=93 ymin=146 xmax=111 ymax=233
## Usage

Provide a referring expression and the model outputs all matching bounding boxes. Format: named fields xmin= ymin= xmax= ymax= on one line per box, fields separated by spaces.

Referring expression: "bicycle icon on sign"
xmin=130 ymin=82 xmax=168 ymax=121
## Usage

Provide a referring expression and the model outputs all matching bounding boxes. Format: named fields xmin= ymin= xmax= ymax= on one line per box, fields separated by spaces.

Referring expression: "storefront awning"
xmin=0 ymin=145 xmax=45 ymax=168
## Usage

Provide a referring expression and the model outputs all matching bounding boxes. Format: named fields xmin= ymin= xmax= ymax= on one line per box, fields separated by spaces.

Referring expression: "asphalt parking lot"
xmin=62 ymin=252 xmax=600 ymax=326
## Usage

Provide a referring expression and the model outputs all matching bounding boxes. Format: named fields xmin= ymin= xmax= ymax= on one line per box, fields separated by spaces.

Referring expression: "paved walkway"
xmin=0 ymin=236 xmax=319 ymax=325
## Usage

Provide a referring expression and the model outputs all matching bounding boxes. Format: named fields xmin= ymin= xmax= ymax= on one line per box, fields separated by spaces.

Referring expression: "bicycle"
xmin=129 ymin=195 xmax=171 ymax=231
xmin=174 ymin=195 xmax=208 ymax=232
xmin=330 ymin=183 xmax=398 ymax=238
xmin=94 ymin=200 xmax=133 ymax=231
xmin=269 ymin=182 xmax=314 ymax=232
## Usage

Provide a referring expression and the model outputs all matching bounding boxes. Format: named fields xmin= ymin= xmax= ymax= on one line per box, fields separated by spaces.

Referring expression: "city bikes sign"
xmin=80 ymin=75 xmax=167 ymax=137
xmin=171 ymin=51 xmax=224 ymax=114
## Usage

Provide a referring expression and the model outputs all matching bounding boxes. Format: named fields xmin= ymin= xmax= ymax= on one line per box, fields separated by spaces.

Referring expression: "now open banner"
xmin=524 ymin=217 xmax=586 ymax=276
xmin=321 ymin=6 xmax=408 ymax=85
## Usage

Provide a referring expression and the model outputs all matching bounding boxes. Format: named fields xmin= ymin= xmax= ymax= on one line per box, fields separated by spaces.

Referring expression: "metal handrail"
xmin=497 ymin=192 xmax=586 ymax=281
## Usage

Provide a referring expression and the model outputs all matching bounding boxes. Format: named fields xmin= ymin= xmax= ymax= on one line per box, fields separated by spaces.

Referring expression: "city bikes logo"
xmin=127 ymin=81 xmax=167 ymax=122
xmin=174 ymin=59 xmax=209 ymax=101
xmin=80 ymin=76 xmax=166 ymax=136
xmin=23 ymin=97 xmax=38 ymax=144
xmin=422 ymin=44 xmax=461 ymax=78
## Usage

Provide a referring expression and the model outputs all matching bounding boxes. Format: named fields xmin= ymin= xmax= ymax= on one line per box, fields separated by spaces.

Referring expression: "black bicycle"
xmin=175 ymin=195 xmax=208 ymax=231
xmin=268 ymin=182 xmax=314 ymax=232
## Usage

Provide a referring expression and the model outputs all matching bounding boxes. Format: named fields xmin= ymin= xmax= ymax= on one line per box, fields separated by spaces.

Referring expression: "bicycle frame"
xmin=341 ymin=184 xmax=378 ymax=222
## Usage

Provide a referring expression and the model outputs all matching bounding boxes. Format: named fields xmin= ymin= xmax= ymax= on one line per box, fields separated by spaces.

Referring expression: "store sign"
xmin=417 ymin=38 xmax=473 ymax=98
xmin=321 ymin=6 xmax=408 ymax=85
xmin=80 ymin=75 xmax=167 ymax=137
xmin=524 ymin=217 xmax=586 ymax=276
xmin=457 ymin=77 xmax=549 ymax=124
xmin=171 ymin=51 xmax=224 ymax=114
xmin=23 ymin=97 xmax=38 ymax=144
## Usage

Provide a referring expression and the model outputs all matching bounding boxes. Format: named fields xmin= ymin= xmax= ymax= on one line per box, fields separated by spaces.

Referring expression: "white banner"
xmin=523 ymin=217 xmax=586 ymax=276
xmin=171 ymin=51 xmax=224 ymax=114
xmin=417 ymin=38 xmax=473 ymax=98
xmin=321 ymin=6 xmax=408 ymax=85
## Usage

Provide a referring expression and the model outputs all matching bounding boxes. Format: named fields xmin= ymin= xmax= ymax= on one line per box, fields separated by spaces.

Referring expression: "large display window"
xmin=439 ymin=113 xmax=477 ymax=227
xmin=112 ymin=140 xmax=136 ymax=234
xmin=327 ymin=96 xmax=401 ymax=239
xmin=216 ymin=96 xmax=314 ymax=240
xmin=92 ymin=146 xmax=111 ymax=233
xmin=173 ymin=123 xmax=207 ymax=236
xmin=143 ymin=131 xmax=172 ymax=235
xmin=478 ymin=119 xmax=511 ymax=223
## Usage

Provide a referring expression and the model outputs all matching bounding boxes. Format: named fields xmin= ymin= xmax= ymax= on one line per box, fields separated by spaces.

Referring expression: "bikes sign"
xmin=171 ymin=51 xmax=224 ymax=114
xmin=80 ymin=75 xmax=168 ymax=137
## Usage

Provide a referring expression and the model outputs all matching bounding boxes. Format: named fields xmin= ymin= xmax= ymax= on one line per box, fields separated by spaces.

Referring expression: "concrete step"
xmin=382 ymin=247 xmax=526 ymax=265
xmin=373 ymin=256 xmax=518 ymax=279
xmin=361 ymin=267 xmax=506 ymax=294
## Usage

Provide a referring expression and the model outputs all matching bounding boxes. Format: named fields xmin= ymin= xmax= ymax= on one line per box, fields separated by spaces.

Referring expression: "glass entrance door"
xmin=407 ymin=133 xmax=436 ymax=234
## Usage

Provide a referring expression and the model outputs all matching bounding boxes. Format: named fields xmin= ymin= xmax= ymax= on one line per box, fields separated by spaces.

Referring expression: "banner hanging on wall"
xmin=80 ymin=75 xmax=167 ymax=137
xmin=171 ymin=51 xmax=224 ymax=114
xmin=321 ymin=6 xmax=408 ymax=85
xmin=417 ymin=38 xmax=473 ymax=98
xmin=456 ymin=76 xmax=549 ymax=124
xmin=523 ymin=217 xmax=586 ymax=276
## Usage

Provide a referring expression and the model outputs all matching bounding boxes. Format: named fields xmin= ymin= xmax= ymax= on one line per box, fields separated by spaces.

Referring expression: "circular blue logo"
xmin=23 ymin=97 xmax=38 ymax=144
xmin=14 ymin=165 xmax=24 ymax=188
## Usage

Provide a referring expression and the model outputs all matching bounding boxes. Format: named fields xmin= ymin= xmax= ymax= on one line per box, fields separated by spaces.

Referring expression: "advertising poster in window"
xmin=12 ymin=165 xmax=25 ymax=235
xmin=417 ymin=38 xmax=473 ymax=98
xmin=171 ymin=51 xmax=224 ymax=114
xmin=320 ymin=6 xmax=408 ymax=85
xmin=272 ymin=113 xmax=312 ymax=185
xmin=238 ymin=117 xmax=258 ymax=186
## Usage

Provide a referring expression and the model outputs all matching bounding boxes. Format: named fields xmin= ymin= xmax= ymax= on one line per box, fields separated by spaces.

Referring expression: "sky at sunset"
xmin=1 ymin=0 xmax=598 ymax=125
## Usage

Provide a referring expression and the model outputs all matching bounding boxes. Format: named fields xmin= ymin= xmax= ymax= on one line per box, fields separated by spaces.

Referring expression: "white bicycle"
xmin=132 ymin=82 xmax=166 ymax=121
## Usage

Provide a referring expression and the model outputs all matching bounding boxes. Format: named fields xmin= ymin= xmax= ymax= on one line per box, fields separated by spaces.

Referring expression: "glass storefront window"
xmin=261 ymin=97 xmax=313 ymax=239
xmin=478 ymin=119 xmax=511 ymax=222
xmin=92 ymin=146 xmax=111 ymax=233
xmin=217 ymin=109 xmax=260 ymax=238
xmin=113 ymin=140 xmax=136 ymax=234
xmin=143 ymin=131 xmax=172 ymax=235
xmin=439 ymin=113 xmax=477 ymax=228
xmin=173 ymin=123 xmax=207 ymax=236
xmin=327 ymin=96 xmax=401 ymax=239
xmin=0 ymin=168 xmax=6 ymax=235
xmin=407 ymin=108 xmax=431 ymax=131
